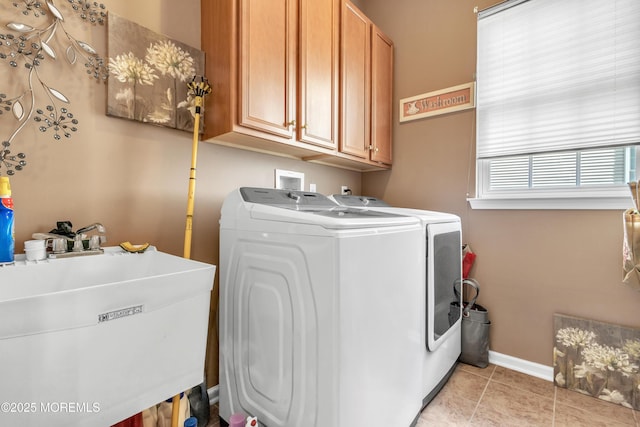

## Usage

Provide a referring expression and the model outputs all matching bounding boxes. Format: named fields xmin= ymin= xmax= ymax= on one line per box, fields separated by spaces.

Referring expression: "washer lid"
xmin=330 ymin=193 xmax=460 ymax=223
xmin=241 ymin=187 xmax=336 ymax=208
xmin=329 ymin=194 xmax=390 ymax=207
xmin=237 ymin=187 xmax=418 ymax=229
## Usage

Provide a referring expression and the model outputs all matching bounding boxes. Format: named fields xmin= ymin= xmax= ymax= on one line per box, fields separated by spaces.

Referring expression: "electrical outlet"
xmin=309 ymin=183 xmax=316 ymax=192
xmin=341 ymin=186 xmax=350 ymax=195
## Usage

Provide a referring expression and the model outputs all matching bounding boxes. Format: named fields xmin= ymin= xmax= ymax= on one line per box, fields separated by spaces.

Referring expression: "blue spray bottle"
xmin=0 ymin=177 xmax=14 ymax=264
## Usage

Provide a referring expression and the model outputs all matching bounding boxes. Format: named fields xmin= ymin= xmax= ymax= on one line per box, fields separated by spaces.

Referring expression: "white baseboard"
xmin=207 ymin=385 xmax=219 ymax=405
xmin=488 ymin=350 xmax=554 ymax=382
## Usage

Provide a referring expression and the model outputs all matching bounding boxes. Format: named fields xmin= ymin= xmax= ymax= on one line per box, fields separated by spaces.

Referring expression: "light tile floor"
xmin=208 ymin=363 xmax=640 ymax=426
xmin=418 ymin=363 xmax=639 ymax=426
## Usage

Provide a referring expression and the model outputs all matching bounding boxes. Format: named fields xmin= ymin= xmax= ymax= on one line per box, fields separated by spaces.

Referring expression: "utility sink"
xmin=0 ymin=247 xmax=215 ymax=427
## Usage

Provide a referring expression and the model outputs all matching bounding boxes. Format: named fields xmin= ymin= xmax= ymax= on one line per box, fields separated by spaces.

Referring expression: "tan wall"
xmin=360 ymin=0 xmax=640 ymax=366
xmin=0 ymin=0 xmax=360 ymax=387
xmin=7 ymin=0 xmax=637 ymax=388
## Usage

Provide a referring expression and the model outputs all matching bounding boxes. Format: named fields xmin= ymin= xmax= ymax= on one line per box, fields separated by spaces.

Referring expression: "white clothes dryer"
xmin=329 ymin=195 xmax=462 ymax=415
xmin=219 ymin=188 xmax=427 ymax=427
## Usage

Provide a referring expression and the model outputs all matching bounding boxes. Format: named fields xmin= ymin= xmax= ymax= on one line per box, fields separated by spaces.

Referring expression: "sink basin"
xmin=0 ymin=247 xmax=215 ymax=426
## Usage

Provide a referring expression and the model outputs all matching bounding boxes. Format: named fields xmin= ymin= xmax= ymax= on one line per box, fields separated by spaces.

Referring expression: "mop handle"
xmin=173 ymin=76 xmax=212 ymax=427
xmin=183 ymin=76 xmax=211 ymax=260
xmin=183 ymin=104 xmax=201 ymax=260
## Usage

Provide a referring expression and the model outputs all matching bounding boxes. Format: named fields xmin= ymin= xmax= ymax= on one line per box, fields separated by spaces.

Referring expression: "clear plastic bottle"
xmin=0 ymin=177 xmax=14 ymax=264
xmin=157 ymin=393 xmax=190 ymax=427
xmin=141 ymin=405 xmax=158 ymax=427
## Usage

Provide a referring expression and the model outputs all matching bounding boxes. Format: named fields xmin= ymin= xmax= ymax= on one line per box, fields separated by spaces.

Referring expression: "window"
xmin=471 ymin=0 xmax=640 ymax=209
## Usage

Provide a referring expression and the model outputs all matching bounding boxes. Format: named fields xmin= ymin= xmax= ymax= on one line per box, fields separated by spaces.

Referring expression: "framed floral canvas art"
xmin=554 ymin=313 xmax=640 ymax=410
xmin=106 ymin=13 xmax=204 ymax=132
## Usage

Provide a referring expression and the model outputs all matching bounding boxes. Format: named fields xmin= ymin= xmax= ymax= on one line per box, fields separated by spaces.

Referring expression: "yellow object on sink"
xmin=119 ymin=241 xmax=150 ymax=253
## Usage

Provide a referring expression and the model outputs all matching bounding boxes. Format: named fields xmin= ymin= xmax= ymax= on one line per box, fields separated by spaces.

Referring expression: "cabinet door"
xmin=239 ymin=0 xmax=297 ymax=139
xmin=340 ymin=0 xmax=371 ymax=159
xmin=371 ymin=26 xmax=393 ymax=165
xmin=298 ymin=0 xmax=339 ymax=149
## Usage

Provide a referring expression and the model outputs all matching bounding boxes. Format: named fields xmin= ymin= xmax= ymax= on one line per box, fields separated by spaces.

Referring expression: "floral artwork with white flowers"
xmin=106 ymin=13 xmax=204 ymax=132
xmin=553 ymin=314 xmax=640 ymax=410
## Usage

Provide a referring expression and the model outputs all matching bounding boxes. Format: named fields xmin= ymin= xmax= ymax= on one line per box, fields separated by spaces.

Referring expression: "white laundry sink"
xmin=0 ymin=247 xmax=215 ymax=427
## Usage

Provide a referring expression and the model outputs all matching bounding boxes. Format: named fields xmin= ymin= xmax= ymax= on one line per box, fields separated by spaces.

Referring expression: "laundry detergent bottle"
xmin=0 ymin=177 xmax=14 ymax=264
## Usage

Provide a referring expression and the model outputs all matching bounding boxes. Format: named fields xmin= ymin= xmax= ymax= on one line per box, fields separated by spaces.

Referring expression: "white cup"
xmin=24 ymin=239 xmax=46 ymax=261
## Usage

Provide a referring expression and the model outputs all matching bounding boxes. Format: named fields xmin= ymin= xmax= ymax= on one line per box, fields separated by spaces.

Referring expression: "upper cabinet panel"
xmin=239 ymin=0 xmax=296 ymax=140
xmin=340 ymin=1 xmax=371 ymax=159
xmin=371 ymin=25 xmax=393 ymax=165
xmin=339 ymin=1 xmax=393 ymax=166
xmin=298 ymin=0 xmax=339 ymax=149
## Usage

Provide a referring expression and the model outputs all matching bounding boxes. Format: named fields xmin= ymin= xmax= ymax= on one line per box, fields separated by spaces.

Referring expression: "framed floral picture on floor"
xmin=106 ymin=13 xmax=205 ymax=132
xmin=553 ymin=313 xmax=640 ymax=410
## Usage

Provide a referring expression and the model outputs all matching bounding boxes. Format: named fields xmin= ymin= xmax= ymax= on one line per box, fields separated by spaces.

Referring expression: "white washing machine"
xmin=219 ymin=188 xmax=426 ymax=427
xmin=330 ymin=195 xmax=462 ymax=415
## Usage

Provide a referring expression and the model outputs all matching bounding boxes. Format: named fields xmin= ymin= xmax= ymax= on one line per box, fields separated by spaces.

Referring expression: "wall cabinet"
xmin=237 ymin=0 xmax=297 ymax=141
xmin=340 ymin=0 xmax=370 ymax=160
xmin=340 ymin=0 xmax=393 ymax=166
xmin=370 ymin=25 xmax=394 ymax=165
xmin=238 ymin=0 xmax=339 ymax=150
xmin=299 ymin=0 xmax=339 ymax=149
xmin=201 ymin=0 xmax=393 ymax=171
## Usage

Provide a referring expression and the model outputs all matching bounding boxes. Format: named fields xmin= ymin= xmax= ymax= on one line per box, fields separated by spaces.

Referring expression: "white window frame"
xmin=471 ymin=159 xmax=633 ymax=210
xmin=470 ymin=0 xmax=640 ymax=210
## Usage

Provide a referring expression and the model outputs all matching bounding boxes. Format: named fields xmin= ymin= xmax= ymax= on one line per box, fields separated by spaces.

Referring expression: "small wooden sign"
xmin=399 ymin=82 xmax=475 ymax=122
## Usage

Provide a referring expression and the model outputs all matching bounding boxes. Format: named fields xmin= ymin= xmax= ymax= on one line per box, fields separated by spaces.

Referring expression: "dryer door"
xmin=426 ymin=221 xmax=462 ymax=351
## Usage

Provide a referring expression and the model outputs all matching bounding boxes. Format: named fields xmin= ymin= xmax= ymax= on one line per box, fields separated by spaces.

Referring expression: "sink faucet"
xmin=31 ymin=222 xmax=107 ymax=257
xmin=76 ymin=223 xmax=107 ymax=247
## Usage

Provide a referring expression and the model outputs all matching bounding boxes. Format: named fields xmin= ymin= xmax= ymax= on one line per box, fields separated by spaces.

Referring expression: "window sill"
xmin=468 ymin=196 xmax=632 ymax=210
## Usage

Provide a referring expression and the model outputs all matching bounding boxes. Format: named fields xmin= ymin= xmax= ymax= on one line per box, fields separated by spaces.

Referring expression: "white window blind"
xmin=476 ymin=0 xmax=640 ymax=159
xmin=474 ymin=0 xmax=640 ymax=209
xmin=487 ymin=147 xmax=628 ymax=189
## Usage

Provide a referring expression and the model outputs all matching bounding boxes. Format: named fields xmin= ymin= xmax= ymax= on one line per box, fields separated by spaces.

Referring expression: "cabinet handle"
xmin=286 ymin=120 xmax=308 ymax=131
xmin=375 ymin=147 xmax=379 ymax=153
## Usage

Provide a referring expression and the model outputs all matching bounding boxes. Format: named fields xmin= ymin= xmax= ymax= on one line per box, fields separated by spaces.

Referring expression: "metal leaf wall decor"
xmin=0 ymin=0 xmax=109 ymax=175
